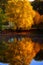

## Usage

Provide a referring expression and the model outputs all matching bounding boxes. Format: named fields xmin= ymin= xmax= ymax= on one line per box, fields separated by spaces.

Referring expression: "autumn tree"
xmin=5 ymin=0 xmax=36 ymax=30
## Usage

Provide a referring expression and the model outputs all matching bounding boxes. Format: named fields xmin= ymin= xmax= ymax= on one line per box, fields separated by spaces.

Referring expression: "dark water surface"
xmin=0 ymin=29 xmax=43 ymax=43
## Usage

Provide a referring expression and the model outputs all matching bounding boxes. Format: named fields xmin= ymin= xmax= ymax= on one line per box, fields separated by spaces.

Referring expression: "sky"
xmin=0 ymin=60 xmax=43 ymax=65
xmin=29 ymin=0 xmax=34 ymax=1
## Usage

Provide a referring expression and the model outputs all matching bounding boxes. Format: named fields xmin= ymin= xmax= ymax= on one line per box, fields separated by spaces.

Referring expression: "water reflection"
xmin=0 ymin=29 xmax=43 ymax=43
xmin=0 ymin=60 xmax=43 ymax=65
xmin=0 ymin=63 xmax=9 ymax=65
xmin=0 ymin=29 xmax=43 ymax=65
xmin=30 ymin=59 xmax=43 ymax=65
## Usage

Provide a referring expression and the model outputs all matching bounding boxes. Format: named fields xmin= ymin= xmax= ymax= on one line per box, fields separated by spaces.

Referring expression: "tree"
xmin=5 ymin=0 xmax=36 ymax=30
xmin=31 ymin=1 xmax=43 ymax=15
xmin=0 ymin=0 xmax=8 ymax=30
xmin=0 ymin=8 xmax=8 ymax=30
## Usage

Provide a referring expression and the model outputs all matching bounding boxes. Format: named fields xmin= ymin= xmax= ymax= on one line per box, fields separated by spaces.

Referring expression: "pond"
xmin=0 ymin=60 xmax=43 ymax=65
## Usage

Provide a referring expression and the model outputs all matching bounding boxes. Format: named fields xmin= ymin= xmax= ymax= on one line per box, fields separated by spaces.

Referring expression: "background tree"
xmin=0 ymin=8 xmax=8 ymax=30
xmin=31 ymin=0 xmax=43 ymax=15
xmin=0 ymin=0 xmax=8 ymax=30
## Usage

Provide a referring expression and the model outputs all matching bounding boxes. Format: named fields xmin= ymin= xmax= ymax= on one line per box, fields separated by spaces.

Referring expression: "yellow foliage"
xmin=5 ymin=0 xmax=36 ymax=30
